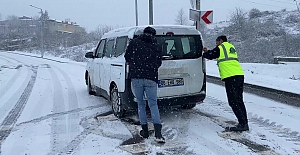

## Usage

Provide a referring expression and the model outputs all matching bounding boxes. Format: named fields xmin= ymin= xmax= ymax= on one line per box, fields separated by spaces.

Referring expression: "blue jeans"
xmin=131 ymin=78 xmax=161 ymax=125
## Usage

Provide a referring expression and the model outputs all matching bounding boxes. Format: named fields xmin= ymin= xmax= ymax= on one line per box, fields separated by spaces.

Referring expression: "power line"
xmin=240 ymin=0 xmax=295 ymax=9
xmin=266 ymin=0 xmax=295 ymax=5
xmin=285 ymin=0 xmax=297 ymax=3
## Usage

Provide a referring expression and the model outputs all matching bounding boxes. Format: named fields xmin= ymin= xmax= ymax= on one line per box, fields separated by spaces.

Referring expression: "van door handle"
xmin=111 ymin=64 xmax=123 ymax=67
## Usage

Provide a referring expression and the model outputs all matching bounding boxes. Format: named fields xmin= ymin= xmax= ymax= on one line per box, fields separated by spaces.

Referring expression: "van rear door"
xmin=156 ymin=35 xmax=204 ymax=98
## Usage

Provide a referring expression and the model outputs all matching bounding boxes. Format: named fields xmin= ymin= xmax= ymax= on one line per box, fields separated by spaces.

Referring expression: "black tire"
xmin=181 ymin=103 xmax=196 ymax=109
xmin=87 ymin=76 xmax=96 ymax=95
xmin=110 ymin=85 xmax=125 ymax=118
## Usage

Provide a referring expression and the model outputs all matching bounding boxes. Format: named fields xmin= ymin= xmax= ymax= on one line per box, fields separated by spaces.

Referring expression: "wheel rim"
xmin=112 ymin=89 xmax=121 ymax=114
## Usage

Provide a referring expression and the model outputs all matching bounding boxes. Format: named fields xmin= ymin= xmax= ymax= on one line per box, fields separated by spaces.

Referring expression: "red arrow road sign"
xmin=201 ymin=10 xmax=213 ymax=24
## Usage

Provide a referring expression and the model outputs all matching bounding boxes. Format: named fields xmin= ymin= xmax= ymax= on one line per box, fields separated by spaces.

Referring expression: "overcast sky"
xmin=0 ymin=0 xmax=297 ymax=32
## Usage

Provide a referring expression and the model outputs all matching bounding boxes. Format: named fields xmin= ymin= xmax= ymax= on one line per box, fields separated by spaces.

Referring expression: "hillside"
xmin=203 ymin=9 xmax=300 ymax=63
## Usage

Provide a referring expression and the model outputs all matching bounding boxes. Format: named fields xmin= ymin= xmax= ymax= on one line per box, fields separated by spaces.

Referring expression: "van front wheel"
xmin=181 ymin=103 xmax=196 ymax=109
xmin=111 ymin=85 xmax=125 ymax=118
xmin=87 ymin=77 xmax=96 ymax=95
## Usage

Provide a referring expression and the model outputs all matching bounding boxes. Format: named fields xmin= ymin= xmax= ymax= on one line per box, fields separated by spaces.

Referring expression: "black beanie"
xmin=143 ymin=26 xmax=156 ymax=36
xmin=216 ymin=35 xmax=227 ymax=42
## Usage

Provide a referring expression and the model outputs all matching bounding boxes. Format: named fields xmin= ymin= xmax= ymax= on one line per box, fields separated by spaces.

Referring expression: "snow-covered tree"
xmin=249 ymin=8 xmax=261 ymax=19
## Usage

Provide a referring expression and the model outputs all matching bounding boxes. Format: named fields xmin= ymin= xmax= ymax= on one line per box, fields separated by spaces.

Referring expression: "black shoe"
xmin=139 ymin=124 xmax=149 ymax=139
xmin=154 ymin=124 xmax=165 ymax=143
xmin=226 ymin=124 xmax=249 ymax=132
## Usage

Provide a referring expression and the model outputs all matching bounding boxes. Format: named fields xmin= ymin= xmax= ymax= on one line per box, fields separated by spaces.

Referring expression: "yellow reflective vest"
xmin=217 ymin=42 xmax=244 ymax=80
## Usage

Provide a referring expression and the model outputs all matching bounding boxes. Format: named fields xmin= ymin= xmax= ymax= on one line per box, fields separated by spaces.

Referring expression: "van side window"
xmin=104 ymin=39 xmax=115 ymax=58
xmin=115 ymin=36 xmax=128 ymax=57
xmin=95 ymin=39 xmax=106 ymax=58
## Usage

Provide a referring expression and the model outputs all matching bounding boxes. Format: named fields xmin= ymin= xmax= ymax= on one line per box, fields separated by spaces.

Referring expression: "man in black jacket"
xmin=124 ymin=26 xmax=165 ymax=143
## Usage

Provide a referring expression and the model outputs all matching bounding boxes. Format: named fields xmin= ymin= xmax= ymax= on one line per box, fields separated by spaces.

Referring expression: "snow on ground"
xmin=206 ymin=60 xmax=300 ymax=94
xmin=0 ymin=51 xmax=299 ymax=155
xmin=0 ymin=51 xmax=112 ymax=155
xmin=200 ymin=83 xmax=300 ymax=154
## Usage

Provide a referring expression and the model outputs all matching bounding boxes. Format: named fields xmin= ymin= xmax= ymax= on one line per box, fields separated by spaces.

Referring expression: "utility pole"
xmin=149 ymin=0 xmax=153 ymax=25
xmin=30 ymin=5 xmax=44 ymax=58
xmin=135 ymin=0 xmax=139 ymax=26
xmin=40 ymin=12 xmax=44 ymax=58
xmin=196 ymin=0 xmax=201 ymax=30
xmin=294 ymin=0 xmax=300 ymax=13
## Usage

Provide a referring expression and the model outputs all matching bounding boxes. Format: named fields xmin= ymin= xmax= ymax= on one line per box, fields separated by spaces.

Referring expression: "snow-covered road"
xmin=0 ymin=51 xmax=299 ymax=155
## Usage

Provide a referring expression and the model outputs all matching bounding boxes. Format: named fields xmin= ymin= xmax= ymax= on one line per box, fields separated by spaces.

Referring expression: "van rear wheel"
xmin=182 ymin=103 xmax=196 ymax=109
xmin=111 ymin=85 xmax=125 ymax=118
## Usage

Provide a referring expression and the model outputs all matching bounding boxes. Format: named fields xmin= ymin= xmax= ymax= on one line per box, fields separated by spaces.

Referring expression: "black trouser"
xmin=224 ymin=75 xmax=248 ymax=126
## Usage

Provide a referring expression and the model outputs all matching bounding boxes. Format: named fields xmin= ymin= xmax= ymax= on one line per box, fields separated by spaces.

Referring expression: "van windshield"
xmin=156 ymin=35 xmax=203 ymax=60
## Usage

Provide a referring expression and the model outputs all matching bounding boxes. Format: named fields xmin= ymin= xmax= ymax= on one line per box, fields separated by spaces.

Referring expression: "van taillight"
xmin=202 ymin=57 xmax=206 ymax=73
xmin=126 ymin=63 xmax=129 ymax=79
xmin=166 ymin=32 xmax=174 ymax=36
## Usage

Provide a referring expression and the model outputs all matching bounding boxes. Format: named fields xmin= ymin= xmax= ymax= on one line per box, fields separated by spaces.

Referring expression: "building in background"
xmin=0 ymin=15 xmax=85 ymax=50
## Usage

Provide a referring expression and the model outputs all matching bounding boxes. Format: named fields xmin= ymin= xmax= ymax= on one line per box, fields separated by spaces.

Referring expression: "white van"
xmin=85 ymin=25 xmax=206 ymax=118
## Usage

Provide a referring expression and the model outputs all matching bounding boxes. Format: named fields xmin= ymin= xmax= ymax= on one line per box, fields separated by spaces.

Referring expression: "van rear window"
xmin=156 ymin=35 xmax=203 ymax=60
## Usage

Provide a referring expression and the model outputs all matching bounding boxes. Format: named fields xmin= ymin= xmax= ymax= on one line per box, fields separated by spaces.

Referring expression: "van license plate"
xmin=158 ymin=78 xmax=184 ymax=88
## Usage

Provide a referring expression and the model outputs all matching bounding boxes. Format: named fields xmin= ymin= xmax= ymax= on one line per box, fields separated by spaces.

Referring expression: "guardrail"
xmin=274 ymin=56 xmax=300 ymax=64
xmin=206 ymin=75 xmax=300 ymax=107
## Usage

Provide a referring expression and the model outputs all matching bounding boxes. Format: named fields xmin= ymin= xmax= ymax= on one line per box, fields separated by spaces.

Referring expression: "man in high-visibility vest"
xmin=203 ymin=35 xmax=249 ymax=132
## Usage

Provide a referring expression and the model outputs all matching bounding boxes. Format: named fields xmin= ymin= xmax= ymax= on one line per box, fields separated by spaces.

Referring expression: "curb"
xmin=5 ymin=51 xmax=67 ymax=63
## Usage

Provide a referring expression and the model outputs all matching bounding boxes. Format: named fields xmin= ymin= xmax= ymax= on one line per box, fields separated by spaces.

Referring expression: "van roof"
xmin=101 ymin=25 xmax=201 ymax=39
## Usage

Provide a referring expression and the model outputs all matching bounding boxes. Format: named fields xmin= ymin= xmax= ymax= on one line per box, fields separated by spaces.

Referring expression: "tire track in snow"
xmin=48 ymin=67 xmax=67 ymax=153
xmin=52 ymin=65 xmax=79 ymax=110
xmin=0 ymin=66 xmax=32 ymax=122
xmin=0 ymin=54 xmax=21 ymax=65
xmin=202 ymin=96 xmax=300 ymax=154
xmin=0 ymin=66 xmax=22 ymax=100
xmin=47 ymin=111 xmax=113 ymax=155
xmin=206 ymin=96 xmax=300 ymax=144
xmin=189 ymin=110 xmax=278 ymax=154
xmin=162 ymin=109 xmax=237 ymax=155
xmin=14 ymin=105 xmax=105 ymax=129
xmin=119 ymin=109 xmax=233 ymax=155
xmin=47 ymin=119 xmax=90 ymax=155
xmin=0 ymin=55 xmax=23 ymax=100
xmin=0 ymin=66 xmax=37 ymax=146
xmin=51 ymin=65 xmax=81 ymax=153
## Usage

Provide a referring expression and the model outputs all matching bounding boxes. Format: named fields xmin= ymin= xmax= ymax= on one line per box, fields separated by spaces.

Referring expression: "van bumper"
xmin=121 ymin=91 xmax=206 ymax=111
xmin=157 ymin=92 xmax=206 ymax=106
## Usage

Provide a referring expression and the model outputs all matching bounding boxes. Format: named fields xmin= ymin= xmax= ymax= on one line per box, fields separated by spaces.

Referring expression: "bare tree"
xmin=228 ymin=8 xmax=248 ymax=40
xmin=90 ymin=25 xmax=115 ymax=40
xmin=6 ymin=15 xmax=21 ymax=37
xmin=175 ymin=8 xmax=189 ymax=25
xmin=230 ymin=8 xmax=247 ymax=28
xmin=6 ymin=15 xmax=18 ymax=21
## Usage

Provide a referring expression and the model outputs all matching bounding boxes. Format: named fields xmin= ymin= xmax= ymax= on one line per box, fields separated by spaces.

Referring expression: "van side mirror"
xmin=85 ymin=52 xmax=94 ymax=58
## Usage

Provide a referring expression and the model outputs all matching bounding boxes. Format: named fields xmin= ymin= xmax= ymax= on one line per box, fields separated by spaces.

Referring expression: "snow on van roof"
xmin=101 ymin=25 xmax=201 ymax=39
